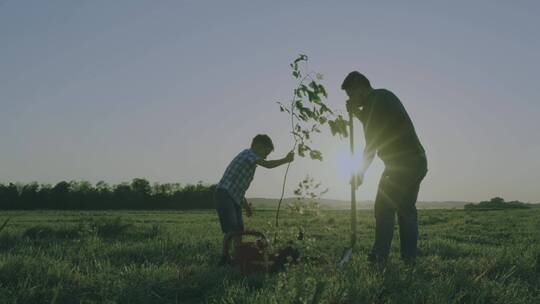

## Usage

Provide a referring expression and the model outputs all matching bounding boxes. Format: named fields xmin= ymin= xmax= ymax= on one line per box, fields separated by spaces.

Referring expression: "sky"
xmin=1 ymin=1 xmax=539 ymax=203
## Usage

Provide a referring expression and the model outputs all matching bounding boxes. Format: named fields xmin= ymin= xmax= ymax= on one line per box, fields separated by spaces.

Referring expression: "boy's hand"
xmin=285 ymin=151 xmax=295 ymax=163
xmin=245 ymin=202 xmax=253 ymax=217
xmin=243 ymin=198 xmax=253 ymax=217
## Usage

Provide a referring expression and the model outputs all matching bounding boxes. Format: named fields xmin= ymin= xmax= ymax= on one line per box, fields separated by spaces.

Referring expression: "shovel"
xmin=338 ymin=111 xmax=357 ymax=266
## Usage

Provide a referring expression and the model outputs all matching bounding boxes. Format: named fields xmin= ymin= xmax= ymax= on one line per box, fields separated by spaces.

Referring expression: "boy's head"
xmin=251 ymin=134 xmax=274 ymax=159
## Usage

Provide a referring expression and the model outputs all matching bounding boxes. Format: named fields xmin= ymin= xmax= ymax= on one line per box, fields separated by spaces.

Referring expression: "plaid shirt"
xmin=217 ymin=149 xmax=262 ymax=205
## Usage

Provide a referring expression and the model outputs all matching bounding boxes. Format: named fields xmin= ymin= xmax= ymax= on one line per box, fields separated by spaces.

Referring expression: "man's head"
xmin=251 ymin=134 xmax=274 ymax=159
xmin=341 ymin=71 xmax=372 ymax=108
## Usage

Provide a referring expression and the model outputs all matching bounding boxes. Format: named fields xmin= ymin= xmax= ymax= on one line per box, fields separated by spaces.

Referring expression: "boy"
xmin=215 ymin=134 xmax=294 ymax=265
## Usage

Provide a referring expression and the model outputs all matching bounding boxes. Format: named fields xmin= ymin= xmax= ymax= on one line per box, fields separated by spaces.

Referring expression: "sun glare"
xmin=334 ymin=150 xmax=363 ymax=179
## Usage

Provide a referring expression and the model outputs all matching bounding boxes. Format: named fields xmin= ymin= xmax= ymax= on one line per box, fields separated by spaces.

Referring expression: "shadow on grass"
xmin=115 ymin=263 xmax=267 ymax=304
xmin=0 ymin=252 xmax=264 ymax=303
xmin=23 ymin=225 xmax=83 ymax=240
xmin=420 ymin=239 xmax=483 ymax=260
xmin=89 ymin=217 xmax=163 ymax=240
xmin=0 ymin=232 xmax=21 ymax=251
xmin=20 ymin=217 xmax=163 ymax=243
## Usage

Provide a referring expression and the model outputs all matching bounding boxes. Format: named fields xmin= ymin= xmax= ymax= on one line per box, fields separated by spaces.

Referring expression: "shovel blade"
xmin=338 ymin=248 xmax=353 ymax=266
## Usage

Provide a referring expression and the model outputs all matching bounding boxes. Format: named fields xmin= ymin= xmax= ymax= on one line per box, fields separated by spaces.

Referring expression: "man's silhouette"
xmin=343 ymin=71 xmax=428 ymax=264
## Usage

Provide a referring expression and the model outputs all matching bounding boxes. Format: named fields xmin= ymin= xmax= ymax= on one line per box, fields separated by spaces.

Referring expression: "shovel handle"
xmin=349 ymin=112 xmax=357 ymax=248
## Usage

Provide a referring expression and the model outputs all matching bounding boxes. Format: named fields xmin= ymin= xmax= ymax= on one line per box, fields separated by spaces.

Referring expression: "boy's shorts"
xmin=215 ymin=188 xmax=244 ymax=234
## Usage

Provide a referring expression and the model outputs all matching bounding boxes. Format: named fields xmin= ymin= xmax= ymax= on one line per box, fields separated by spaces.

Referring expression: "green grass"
xmin=0 ymin=209 xmax=539 ymax=303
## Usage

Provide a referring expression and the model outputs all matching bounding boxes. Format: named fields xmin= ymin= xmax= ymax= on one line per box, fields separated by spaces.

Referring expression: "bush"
xmin=465 ymin=197 xmax=531 ymax=210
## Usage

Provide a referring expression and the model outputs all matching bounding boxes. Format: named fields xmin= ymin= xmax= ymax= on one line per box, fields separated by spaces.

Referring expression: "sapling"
xmin=274 ymin=54 xmax=349 ymax=243
xmin=288 ymin=175 xmax=328 ymax=241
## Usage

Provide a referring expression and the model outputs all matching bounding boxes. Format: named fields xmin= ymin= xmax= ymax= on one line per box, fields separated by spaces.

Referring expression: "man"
xmin=343 ymin=71 xmax=428 ymax=264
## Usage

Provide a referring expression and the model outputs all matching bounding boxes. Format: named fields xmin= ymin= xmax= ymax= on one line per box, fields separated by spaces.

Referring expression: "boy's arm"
xmin=256 ymin=151 xmax=294 ymax=169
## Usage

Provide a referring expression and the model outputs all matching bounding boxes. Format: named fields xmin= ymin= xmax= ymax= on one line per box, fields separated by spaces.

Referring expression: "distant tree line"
xmin=0 ymin=179 xmax=217 ymax=210
xmin=464 ymin=197 xmax=532 ymax=210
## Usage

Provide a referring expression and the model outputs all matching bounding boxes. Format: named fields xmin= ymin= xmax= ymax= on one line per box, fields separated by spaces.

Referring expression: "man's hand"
xmin=346 ymin=99 xmax=362 ymax=120
xmin=346 ymin=99 xmax=354 ymax=113
xmin=346 ymin=99 xmax=358 ymax=114
xmin=285 ymin=151 xmax=295 ymax=163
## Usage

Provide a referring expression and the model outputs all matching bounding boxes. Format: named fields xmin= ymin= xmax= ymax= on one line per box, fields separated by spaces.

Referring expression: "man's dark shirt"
xmin=357 ymin=89 xmax=425 ymax=166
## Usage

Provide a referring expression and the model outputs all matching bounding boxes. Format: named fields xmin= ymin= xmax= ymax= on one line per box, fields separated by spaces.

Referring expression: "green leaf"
xmin=297 ymin=144 xmax=306 ymax=157
xmin=293 ymin=54 xmax=308 ymax=65
xmin=319 ymin=85 xmax=327 ymax=98
xmin=306 ymin=90 xmax=320 ymax=103
xmin=309 ymin=150 xmax=323 ymax=161
xmin=328 ymin=115 xmax=349 ymax=138
xmin=302 ymin=130 xmax=310 ymax=140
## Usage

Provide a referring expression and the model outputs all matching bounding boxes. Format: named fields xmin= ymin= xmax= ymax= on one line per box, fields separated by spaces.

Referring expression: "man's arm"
xmin=356 ymin=147 xmax=375 ymax=186
xmin=346 ymin=98 xmax=374 ymax=188
xmin=256 ymin=151 xmax=294 ymax=169
xmin=355 ymin=103 xmax=377 ymax=188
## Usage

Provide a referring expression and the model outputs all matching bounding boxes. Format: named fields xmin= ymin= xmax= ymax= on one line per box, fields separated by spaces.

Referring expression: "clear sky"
xmin=1 ymin=1 xmax=539 ymax=203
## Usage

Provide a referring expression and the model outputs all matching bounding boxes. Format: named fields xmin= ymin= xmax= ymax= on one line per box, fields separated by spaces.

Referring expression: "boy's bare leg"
xmin=219 ymin=232 xmax=243 ymax=266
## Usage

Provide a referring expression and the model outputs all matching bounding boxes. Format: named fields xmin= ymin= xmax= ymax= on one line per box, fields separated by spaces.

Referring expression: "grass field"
xmin=0 ymin=208 xmax=539 ymax=303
